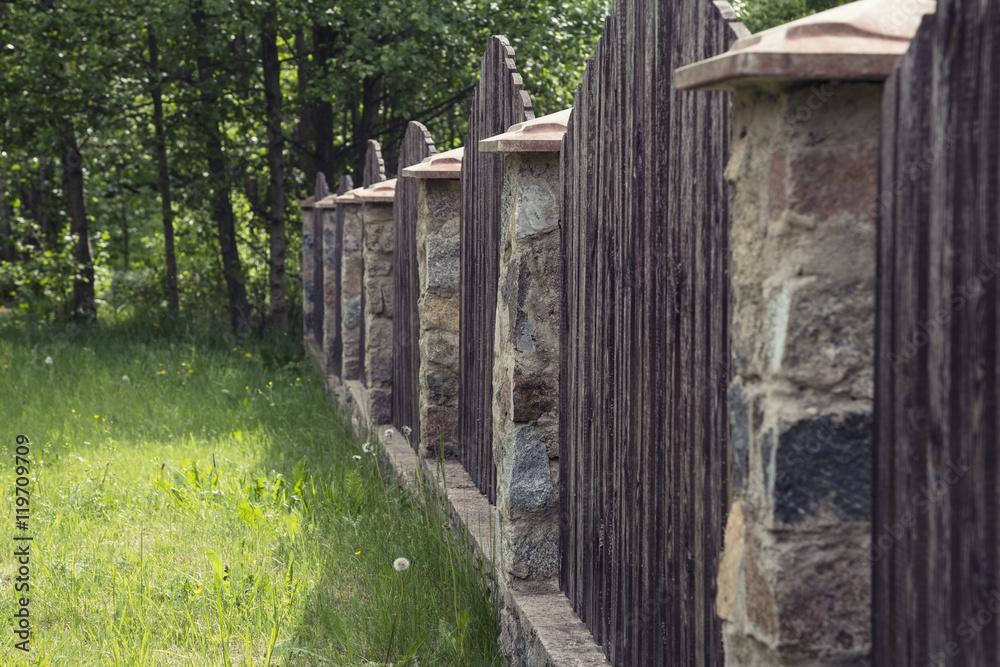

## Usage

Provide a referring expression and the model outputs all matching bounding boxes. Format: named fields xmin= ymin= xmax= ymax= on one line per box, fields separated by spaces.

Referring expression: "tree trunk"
xmin=147 ymin=27 xmax=179 ymax=317
xmin=193 ymin=1 xmax=251 ymax=335
xmin=0 ymin=171 xmax=13 ymax=263
xmin=262 ymin=6 xmax=287 ymax=333
xmin=62 ymin=121 xmax=95 ymax=321
xmin=311 ymin=24 xmax=335 ymax=181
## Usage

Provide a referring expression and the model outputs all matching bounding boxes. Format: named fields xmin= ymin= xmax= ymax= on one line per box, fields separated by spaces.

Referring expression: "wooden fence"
xmin=559 ymin=0 xmax=742 ymax=664
xmin=875 ymin=4 xmax=1000 ymax=664
xmin=459 ymin=35 xmax=534 ymax=502
xmin=393 ymin=122 xmax=436 ymax=439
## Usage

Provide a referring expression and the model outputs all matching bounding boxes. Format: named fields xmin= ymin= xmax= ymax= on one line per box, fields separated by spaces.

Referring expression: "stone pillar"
xmin=300 ymin=196 xmax=316 ymax=349
xmin=315 ymin=194 xmax=339 ymax=376
xmin=401 ymin=148 xmax=464 ymax=457
xmin=336 ymin=187 xmax=365 ymax=381
xmin=358 ymin=179 xmax=397 ymax=424
xmin=675 ymin=2 xmax=933 ymax=665
xmin=480 ymin=109 xmax=569 ymax=581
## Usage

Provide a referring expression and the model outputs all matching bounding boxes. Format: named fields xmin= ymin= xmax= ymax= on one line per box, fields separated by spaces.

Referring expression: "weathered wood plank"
xmin=559 ymin=1 xmax=742 ymax=664
xmin=393 ymin=122 xmax=436 ymax=443
xmin=875 ymin=4 xmax=1000 ymax=664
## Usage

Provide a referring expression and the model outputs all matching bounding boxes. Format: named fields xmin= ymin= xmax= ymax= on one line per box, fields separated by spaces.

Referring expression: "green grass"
xmin=0 ymin=315 xmax=504 ymax=666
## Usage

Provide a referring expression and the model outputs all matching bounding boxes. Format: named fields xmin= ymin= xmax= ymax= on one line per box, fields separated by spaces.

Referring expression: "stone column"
xmin=401 ymin=148 xmax=464 ymax=458
xmin=315 ymin=194 xmax=339 ymax=376
xmin=300 ymin=196 xmax=316 ymax=350
xmin=480 ymin=109 xmax=569 ymax=581
xmin=358 ymin=179 xmax=397 ymax=424
xmin=675 ymin=2 xmax=933 ymax=665
xmin=336 ymin=187 xmax=365 ymax=381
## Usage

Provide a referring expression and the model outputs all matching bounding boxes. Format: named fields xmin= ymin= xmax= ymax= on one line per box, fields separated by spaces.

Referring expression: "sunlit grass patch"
xmin=0 ymin=316 xmax=503 ymax=666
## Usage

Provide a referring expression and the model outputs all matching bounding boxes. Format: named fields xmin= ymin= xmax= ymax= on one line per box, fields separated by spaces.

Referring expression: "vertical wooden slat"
xmin=392 ymin=122 xmax=436 ymax=442
xmin=459 ymin=36 xmax=533 ymax=502
xmin=875 ymin=2 xmax=1000 ymax=664
xmin=559 ymin=0 xmax=742 ymax=664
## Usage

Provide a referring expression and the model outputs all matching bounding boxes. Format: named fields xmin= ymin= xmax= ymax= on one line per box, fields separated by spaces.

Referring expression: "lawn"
xmin=0 ymin=315 xmax=503 ymax=666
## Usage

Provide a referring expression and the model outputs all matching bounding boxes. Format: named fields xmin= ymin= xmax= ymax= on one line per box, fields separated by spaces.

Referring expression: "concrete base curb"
xmin=305 ymin=341 xmax=609 ymax=667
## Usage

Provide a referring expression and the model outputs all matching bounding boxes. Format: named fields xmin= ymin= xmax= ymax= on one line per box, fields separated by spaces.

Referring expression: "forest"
xmin=0 ymin=0 xmax=846 ymax=335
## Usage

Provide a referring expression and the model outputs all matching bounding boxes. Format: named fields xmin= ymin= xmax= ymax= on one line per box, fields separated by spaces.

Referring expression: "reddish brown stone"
xmin=776 ymin=553 xmax=871 ymax=652
xmin=744 ymin=525 xmax=778 ymax=638
xmin=790 ymin=142 xmax=878 ymax=219
xmin=368 ymin=388 xmax=392 ymax=424
xmin=511 ymin=370 xmax=556 ymax=422
xmin=768 ymin=145 xmax=788 ymax=220
xmin=421 ymin=405 xmax=458 ymax=453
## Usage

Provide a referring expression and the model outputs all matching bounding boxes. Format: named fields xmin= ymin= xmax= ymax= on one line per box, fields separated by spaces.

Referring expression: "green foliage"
xmin=0 ymin=0 xmax=609 ymax=324
xmin=0 ymin=315 xmax=505 ymax=665
xmin=733 ymin=0 xmax=855 ymax=34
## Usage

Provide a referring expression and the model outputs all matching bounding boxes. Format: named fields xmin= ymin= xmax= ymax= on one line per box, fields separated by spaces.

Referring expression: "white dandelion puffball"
xmin=44 ymin=356 xmax=53 ymax=365
xmin=121 ymin=375 xmax=129 ymax=382
xmin=362 ymin=443 xmax=372 ymax=454
xmin=402 ymin=425 xmax=412 ymax=437
xmin=384 ymin=428 xmax=394 ymax=439
xmin=393 ymin=557 xmax=410 ymax=572
xmin=353 ymin=454 xmax=362 ymax=461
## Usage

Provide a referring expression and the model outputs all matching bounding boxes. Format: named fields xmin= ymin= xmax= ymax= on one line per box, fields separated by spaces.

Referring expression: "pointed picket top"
xmin=363 ymin=140 xmax=386 ymax=188
xmin=479 ymin=107 xmax=572 ymax=153
xmin=314 ymin=194 xmax=338 ymax=209
xmin=402 ymin=147 xmax=464 ymax=179
xmin=674 ymin=0 xmax=935 ymax=90
xmin=355 ymin=178 xmax=397 ymax=203
xmin=315 ymin=171 xmax=330 ymax=200
xmin=335 ymin=186 xmax=367 ymax=204
xmin=338 ymin=174 xmax=354 ymax=196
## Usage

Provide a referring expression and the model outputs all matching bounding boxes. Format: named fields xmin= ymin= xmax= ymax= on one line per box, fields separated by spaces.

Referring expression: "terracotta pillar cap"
xmin=674 ymin=0 xmax=936 ymax=91
xmin=355 ymin=178 xmax=397 ymax=203
xmin=401 ymin=147 xmax=464 ymax=179
xmin=479 ymin=108 xmax=572 ymax=153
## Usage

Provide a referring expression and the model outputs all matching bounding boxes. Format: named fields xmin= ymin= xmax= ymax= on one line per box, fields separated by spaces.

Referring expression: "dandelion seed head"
xmin=402 ymin=426 xmax=412 ymax=437
xmin=121 ymin=375 xmax=129 ymax=382
xmin=44 ymin=356 xmax=53 ymax=365
xmin=362 ymin=443 xmax=372 ymax=454
xmin=384 ymin=428 xmax=394 ymax=439
xmin=393 ymin=557 xmax=410 ymax=572
xmin=353 ymin=455 xmax=362 ymax=461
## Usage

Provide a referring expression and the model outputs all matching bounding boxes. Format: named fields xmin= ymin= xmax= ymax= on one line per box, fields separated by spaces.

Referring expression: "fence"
xmin=875 ymin=4 xmax=1000 ymax=665
xmin=299 ymin=0 xmax=997 ymax=665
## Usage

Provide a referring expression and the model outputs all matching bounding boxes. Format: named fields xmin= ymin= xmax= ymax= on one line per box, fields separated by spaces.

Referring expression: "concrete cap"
xmin=355 ymin=178 xmax=397 ymax=203
xmin=674 ymin=0 xmax=936 ymax=91
xmin=314 ymin=194 xmax=338 ymax=209
xmin=299 ymin=196 xmax=315 ymax=208
xmin=478 ymin=108 xmax=572 ymax=153
xmin=335 ymin=186 xmax=367 ymax=204
xmin=401 ymin=147 xmax=464 ymax=179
